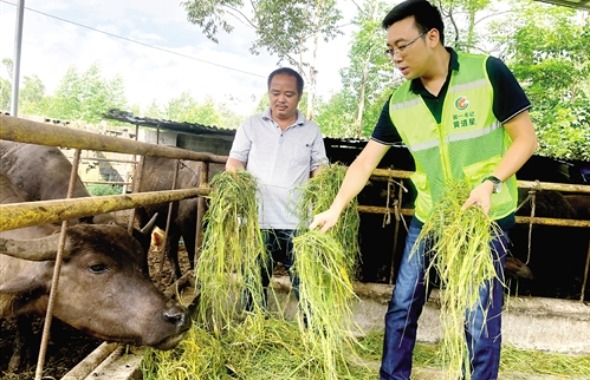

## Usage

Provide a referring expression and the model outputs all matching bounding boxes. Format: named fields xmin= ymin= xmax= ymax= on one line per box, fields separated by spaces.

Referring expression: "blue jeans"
xmin=244 ymin=229 xmax=300 ymax=310
xmin=380 ymin=218 xmax=509 ymax=380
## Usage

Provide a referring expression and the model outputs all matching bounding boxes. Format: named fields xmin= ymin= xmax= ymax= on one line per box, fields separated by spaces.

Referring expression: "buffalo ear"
xmin=0 ymin=235 xmax=63 ymax=261
xmin=0 ymin=271 xmax=49 ymax=295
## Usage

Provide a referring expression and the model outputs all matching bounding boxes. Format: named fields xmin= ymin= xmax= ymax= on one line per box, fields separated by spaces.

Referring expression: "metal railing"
xmin=1 ymin=114 xmax=589 ymax=379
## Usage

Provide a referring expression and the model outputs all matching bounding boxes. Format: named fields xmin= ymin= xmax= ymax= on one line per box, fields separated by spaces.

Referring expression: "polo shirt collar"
xmin=409 ymin=47 xmax=459 ymax=95
xmin=262 ymin=107 xmax=306 ymax=127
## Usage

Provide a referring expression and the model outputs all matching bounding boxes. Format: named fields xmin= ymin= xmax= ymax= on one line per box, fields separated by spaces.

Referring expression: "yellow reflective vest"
xmin=389 ymin=53 xmax=517 ymax=222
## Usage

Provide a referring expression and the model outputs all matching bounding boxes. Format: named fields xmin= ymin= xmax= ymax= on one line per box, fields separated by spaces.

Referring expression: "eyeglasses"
xmin=385 ymin=32 xmax=426 ymax=58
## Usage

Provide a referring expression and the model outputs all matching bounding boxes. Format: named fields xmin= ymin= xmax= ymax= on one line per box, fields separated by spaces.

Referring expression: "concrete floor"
xmin=269 ymin=277 xmax=590 ymax=379
xmin=270 ymin=276 xmax=590 ymax=356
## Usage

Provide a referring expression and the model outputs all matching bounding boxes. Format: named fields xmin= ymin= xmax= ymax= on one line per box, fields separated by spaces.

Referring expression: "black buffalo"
xmin=136 ymin=156 xmax=224 ymax=280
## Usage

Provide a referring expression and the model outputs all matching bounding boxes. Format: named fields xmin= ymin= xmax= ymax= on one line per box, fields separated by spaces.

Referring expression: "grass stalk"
xmin=414 ymin=180 xmax=505 ymax=379
xmin=195 ymin=170 xmax=270 ymax=335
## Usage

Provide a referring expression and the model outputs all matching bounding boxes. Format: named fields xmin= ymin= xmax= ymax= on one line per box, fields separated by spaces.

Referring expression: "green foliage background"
xmin=1 ymin=0 xmax=588 ymax=161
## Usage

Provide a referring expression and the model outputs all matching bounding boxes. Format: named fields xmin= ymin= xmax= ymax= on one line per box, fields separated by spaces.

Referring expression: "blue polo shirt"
xmin=228 ymin=107 xmax=328 ymax=229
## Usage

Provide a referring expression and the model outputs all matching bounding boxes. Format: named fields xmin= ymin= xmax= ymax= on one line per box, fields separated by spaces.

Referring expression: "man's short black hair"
xmin=382 ymin=0 xmax=445 ymax=45
xmin=267 ymin=67 xmax=304 ymax=95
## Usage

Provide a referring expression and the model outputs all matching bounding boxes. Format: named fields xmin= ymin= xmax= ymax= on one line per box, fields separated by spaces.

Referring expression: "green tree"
xmin=164 ymin=92 xmax=223 ymax=127
xmin=181 ymin=0 xmax=343 ymax=119
xmin=492 ymin=2 xmax=590 ymax=161
xmin=0 ymin=77 xmax=10 ymax=112
xmin=318 ymin=0 xmax=399 ymax=138
xmin=46 ymin=63 xmax=128 ymax=123
xmin=438 ymin=0 xmax=493 ymax=51
xmin=19 ymin=74 xmax=46 ymax=116
xmin=1 ymin=58 xmax=13 ymax=111
xmin=143 ymin=99 xmax=165 ymax=119
xmin=216 ymin=103 xmax=245 ymax=130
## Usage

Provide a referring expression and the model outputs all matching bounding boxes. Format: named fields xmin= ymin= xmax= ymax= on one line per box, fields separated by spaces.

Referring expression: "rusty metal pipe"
xmin=0 ymin=114 xmax=227 ymax=164
xmin=0 ymin=188 xmax=210 ymax=231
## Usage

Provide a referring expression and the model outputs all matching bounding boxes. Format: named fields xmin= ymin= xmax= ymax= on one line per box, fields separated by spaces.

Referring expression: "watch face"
xmin=483 ymin=176 xmax=501 ymax=193
xmin=493 ymin=181 xmax=502 ymax=193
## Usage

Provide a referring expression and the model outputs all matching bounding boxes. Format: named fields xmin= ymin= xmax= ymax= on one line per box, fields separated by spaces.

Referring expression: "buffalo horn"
xmin=0 ymin=234 xmax=69 ymax=261
xmin=140 ymin=212 xmax=159 ymax=235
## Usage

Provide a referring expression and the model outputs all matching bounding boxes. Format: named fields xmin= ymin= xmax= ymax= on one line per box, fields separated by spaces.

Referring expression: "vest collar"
xmin=409 ymin=47 xmax=460 ymax=97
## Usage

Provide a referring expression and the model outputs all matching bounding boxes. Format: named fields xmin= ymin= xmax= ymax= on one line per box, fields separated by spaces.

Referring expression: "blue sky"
xmin=0 ymin=0 xmax=358 ymax=116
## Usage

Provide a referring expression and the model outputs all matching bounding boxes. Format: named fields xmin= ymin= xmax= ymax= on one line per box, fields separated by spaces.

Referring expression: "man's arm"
xmin=462 ymin=110 xmax=538 ymax=213
xmin=226 ymin=157 xmax=246 ymax=171
xmin=310 ymin=140 xmax=390 ymax=232
xmin=311 ymin=165 xmax=324 ymax=177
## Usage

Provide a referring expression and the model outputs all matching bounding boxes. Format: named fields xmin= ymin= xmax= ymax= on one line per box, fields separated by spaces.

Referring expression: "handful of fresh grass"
xmin=292 ymin=163 xmax=362 ymax=379
xmin=296 ymin=163 xmax=360 ymax=269
xmin=293 ymin=231 xmax=359 ymax=378
xmin=415 ymin=180 xmax=505 ymax=380
xmin=195 ymin=170 xmax=269 ymax=335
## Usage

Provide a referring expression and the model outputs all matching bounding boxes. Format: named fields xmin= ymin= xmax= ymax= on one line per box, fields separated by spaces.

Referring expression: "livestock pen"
xmin=0 ymin=114 xmax=225 ymax=379
xmin=1 ymin=114 xmax=589 ymax=379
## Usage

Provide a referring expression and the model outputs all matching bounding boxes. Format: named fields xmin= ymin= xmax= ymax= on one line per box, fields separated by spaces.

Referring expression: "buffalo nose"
xmin=164 ymin=306 xmax=190 ymax=329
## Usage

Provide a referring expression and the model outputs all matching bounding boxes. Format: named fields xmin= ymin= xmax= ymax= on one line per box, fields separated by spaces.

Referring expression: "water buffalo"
xmin=565 ymin=194 xmax=590 ymax=219
xmin=136 ymin=156 xmax=224 ymax=280
xmin=0 ymin=174 xmax=191 ymax=371
xmin=0 ymin=140 xmax=111 ymax=224
xmin=0 ymin=139 xmax=156 ymax=254
xmin=511 ymin=190 xmax=589 ymax=299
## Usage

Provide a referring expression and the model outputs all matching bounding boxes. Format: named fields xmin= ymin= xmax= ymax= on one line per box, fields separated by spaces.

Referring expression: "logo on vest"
xmin=454 ymin=96 xmax=469 ymax=111
xmin=453 ymin=96 xmax=475 ymax=128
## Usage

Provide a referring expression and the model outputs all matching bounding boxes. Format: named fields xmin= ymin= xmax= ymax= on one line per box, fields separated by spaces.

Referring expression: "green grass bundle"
xmin=142 ymin=324 xmax=227 ymax=379
xmin=414 ymin=180 xmax=505 ymax=380
xmin=296 ymin=163 xmax=360 ymax=272
xmin=291 ymin=163 xmax=363 ymax=379
xmin=292 ymin=231 xmax=361 ymax=379
xmin=195 ymin=170 xmax=270 ymax=335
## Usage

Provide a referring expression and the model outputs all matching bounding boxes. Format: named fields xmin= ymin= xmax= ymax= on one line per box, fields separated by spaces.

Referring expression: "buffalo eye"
xmin=88 ymin=264 xmax=109 ymax=274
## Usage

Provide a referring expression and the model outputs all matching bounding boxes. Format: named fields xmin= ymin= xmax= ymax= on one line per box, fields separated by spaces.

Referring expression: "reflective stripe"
xmin=448 ymin=121 xmax=501 ymax=143
xmin=406 ymin=138 xmax=441 ymax=152
xmin=449 ymin=78 xmax=487 ymax=93
xmin=391 ymin=98 xmax=422 ymax=111
xmin=407 ymin=121 xmax=500 ymax=152
xmin=388 ymin=52 xmax=517 ymax=222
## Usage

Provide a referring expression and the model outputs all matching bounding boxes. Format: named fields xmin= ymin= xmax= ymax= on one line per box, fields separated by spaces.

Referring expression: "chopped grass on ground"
xmin=358 ymin=331 xmax=590 ymax=378
xmin=142 ymin=325 xmax=590 ymax=379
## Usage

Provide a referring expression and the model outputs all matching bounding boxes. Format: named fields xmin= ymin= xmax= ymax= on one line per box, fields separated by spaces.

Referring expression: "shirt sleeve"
xmin=370 ymin=97 xmax=403 ymax=145
xmin=487 ymin=56 xmax=532 ymax=124
xmin=310 ymin=125 xmax=329 ymax=170
xmin=228 ymin=119 xmax=252 ymax=163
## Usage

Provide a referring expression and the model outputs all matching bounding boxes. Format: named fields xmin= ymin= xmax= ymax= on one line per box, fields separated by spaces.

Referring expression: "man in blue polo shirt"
xmin=310 ymin=1 xmax=538 ymax=379
xmin=226 ymin=67 xmax=328 ymax=310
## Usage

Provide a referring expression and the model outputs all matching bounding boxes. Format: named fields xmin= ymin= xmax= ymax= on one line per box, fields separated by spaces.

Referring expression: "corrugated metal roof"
xmin=104 ymin=109 xmax=236 ymax=137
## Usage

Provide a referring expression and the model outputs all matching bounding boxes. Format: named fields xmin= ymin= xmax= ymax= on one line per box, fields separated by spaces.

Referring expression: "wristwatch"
xmin=482 ymin=175 xmax=502 ymax=194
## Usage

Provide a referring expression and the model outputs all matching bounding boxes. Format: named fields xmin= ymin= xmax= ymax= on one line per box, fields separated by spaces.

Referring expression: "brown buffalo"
xmin=0 ymin=140 xmax=113 ymax=224
xmin=0 ymin=174 xmax=191 ymax=371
